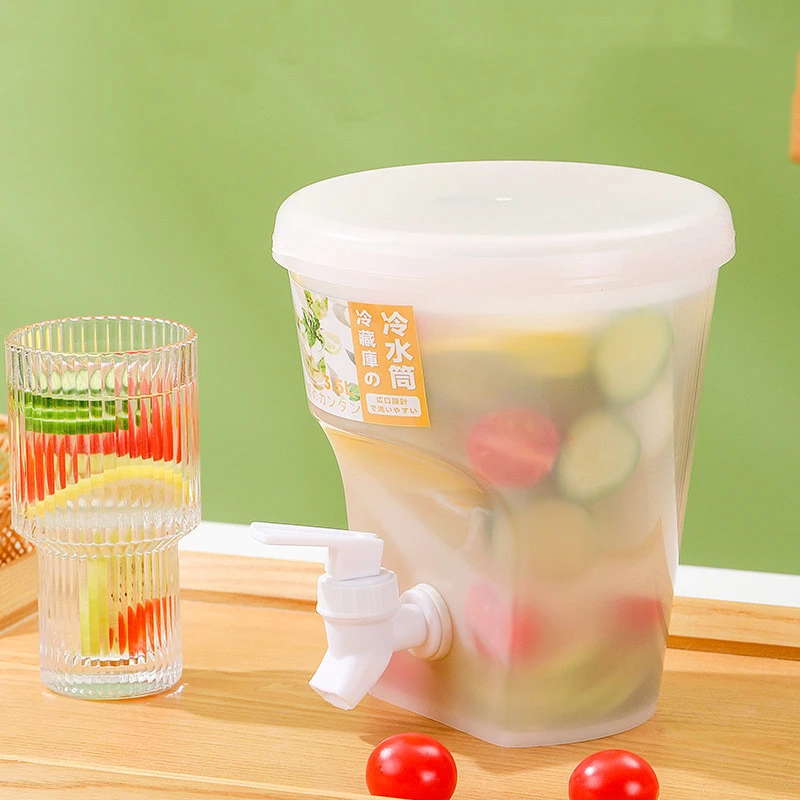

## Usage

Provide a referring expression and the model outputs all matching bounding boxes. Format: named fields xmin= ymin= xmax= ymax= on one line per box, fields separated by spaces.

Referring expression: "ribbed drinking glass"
xmin=5 ymin=317 xmax=200 ymax=698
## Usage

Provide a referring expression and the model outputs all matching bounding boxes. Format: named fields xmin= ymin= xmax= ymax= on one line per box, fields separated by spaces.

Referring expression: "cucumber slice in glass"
xmin=61 ymin=371 xmax=77 ymax=393
xmin=104 ymin=369 xmax=129 ymax=393
xmin=593 ymin=310 xmax=672 ymax=403
xmin=49 ymin=370 xmax=62 ymax=394
xmin=27 ymin=417 xmax=118 ymax=434
xmin=557 ymin=411 xmax=640 ymax=502
xmin=24 ymin=365 xmax=132 ymax=434
xmin=89 ymin=369 xmax=103 ymax=394
xmin=23 ymin=398 xmax=129 ymax=434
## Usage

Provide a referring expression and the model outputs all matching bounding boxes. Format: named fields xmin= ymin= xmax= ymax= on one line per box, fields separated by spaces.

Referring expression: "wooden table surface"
xmin=1 ymin=553 xmax=799 ymax=799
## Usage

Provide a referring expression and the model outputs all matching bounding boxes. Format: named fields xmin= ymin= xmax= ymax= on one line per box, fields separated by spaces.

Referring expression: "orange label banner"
xmin=348 ymin=303 xmax=430 ymax=427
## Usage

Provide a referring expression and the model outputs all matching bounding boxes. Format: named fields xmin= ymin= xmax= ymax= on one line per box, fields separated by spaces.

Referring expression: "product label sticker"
xmin=289 ymin=279 xmax=429 ymax=427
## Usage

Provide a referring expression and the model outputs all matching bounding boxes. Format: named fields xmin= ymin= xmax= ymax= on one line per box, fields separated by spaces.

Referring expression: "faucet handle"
xmin=251 ymin=519 xmax=452 ymax=710
xmin=250 ymin=522 xmax=384 ymax=581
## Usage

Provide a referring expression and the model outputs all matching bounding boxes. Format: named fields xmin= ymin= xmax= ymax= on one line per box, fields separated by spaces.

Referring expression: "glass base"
xmin=37 ymin=545 xmax=183 ymax=700
xmin=41 ymin=661 xmax=182 ymax=699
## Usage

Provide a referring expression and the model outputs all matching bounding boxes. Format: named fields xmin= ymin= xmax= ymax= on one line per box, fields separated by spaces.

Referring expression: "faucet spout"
xmin=250 ymin=521 xmax=451 ymax=712
xmin=310 ymin=639 xmax=394 ymax=710
xmin=308 ymin=585 xmax=451 ymax=710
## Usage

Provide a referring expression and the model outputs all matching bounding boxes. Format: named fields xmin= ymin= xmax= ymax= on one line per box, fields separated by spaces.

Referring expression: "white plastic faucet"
xmin=250 ymin=522 xmax=452 ymax=711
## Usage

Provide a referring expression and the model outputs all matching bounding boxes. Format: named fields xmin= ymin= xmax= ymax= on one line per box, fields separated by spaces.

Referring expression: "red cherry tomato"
xmin=569 ymin=749 xmax=659 ymax=800
xmin=465 ymin=582 xmax=543 ymax=666
xmin=366 ymin=733 xmax=457 ymax=800
xmin=467 ymin=408 xmax=559 ymax=488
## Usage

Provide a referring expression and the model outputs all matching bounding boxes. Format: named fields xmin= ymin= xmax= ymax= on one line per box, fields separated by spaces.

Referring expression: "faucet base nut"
xmin=401 ymin=584 xmax=452 ymax=661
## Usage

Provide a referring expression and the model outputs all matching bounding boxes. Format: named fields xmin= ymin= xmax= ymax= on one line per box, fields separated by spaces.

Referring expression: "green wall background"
xmin=1 ymin=1 xmax=798 ymax=574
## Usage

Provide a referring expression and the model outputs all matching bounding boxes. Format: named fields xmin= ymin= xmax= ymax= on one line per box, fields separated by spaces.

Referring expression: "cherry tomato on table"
xmin=466 ymin=408 xmax=559 ymax=488
xmin=366 ymin=733 xmax=457 ymax=800
xmin=569 ymin=749 xmax=659 ymax=800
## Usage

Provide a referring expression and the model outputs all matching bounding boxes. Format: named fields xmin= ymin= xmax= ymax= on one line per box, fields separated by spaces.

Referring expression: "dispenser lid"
xmin=273 ymin=161 xmax=735 ymax=291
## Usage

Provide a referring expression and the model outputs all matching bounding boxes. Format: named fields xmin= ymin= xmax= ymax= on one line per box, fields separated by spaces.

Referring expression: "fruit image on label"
xmin=289 ymin=279 xmax=429 ymax=426
xmin=467 ymin=408 xmax=560 ymax=488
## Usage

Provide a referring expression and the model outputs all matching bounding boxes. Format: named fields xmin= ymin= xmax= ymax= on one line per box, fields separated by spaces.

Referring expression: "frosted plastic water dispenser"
xmin=258 ymin=162 xmax=735 ymax=746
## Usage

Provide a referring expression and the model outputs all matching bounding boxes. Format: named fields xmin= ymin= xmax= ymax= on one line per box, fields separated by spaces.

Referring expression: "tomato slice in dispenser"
xmin=466 ymin=408 xmax=560 ymax=489
xmin=464 ymin=581 xmax=544 ymax=667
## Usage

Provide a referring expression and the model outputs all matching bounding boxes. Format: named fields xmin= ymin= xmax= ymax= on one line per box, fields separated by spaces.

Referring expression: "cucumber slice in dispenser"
xmin=593 ymin=310 xmax=672 ymax=403
xmin=556 ymin=411 xmax=640 ymax=503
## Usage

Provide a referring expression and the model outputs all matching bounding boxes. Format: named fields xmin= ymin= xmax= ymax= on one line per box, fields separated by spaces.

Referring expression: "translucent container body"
xmin=274 ymin=162 xmax=734 ymax=746
xmin=5 ymin=317 xmax=200 ymax=698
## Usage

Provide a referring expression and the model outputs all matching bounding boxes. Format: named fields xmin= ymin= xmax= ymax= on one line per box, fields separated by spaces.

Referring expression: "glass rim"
xmin=4 ymin=315 xmax=197 ymax=357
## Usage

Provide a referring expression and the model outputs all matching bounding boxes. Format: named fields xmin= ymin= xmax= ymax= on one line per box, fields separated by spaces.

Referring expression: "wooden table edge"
xmin=179 ymin=552 xmax=800 ymax=656
xmin=3 ymin=551 xmax=799 ymax=658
